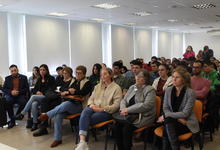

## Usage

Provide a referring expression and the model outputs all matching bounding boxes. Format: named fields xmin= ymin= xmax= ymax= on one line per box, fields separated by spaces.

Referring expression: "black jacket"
xmin=3 ymin=74 xmax=29 ymax=96
xmin=32 ymin=75 xmax=56 ymax=95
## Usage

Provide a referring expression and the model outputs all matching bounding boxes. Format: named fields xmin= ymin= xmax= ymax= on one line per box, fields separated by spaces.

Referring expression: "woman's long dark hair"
xmin=32 ymin=66 xmax=40 ymax=79
xmin=39 ymin=64 xmax=50 ymax=78
xmin=92 ymin=63 xmax=102 ymax=76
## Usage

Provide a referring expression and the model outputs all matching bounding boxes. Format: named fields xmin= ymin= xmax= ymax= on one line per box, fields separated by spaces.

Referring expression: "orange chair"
xmin=89 ymin=120 xmax=115 ymax=150
xmin=153 ymin=100 xmax=203 ymax=150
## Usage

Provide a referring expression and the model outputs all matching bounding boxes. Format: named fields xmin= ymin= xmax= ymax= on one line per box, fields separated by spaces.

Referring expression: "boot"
xmin=26 ymin=118 xmax=33 ymax=128
xmin=165 ymin=119 xmax=180 ymax=150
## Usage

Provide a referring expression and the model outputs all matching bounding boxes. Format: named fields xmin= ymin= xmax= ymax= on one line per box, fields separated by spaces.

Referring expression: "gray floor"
xmin=0 ymin=119 xmax=219 ymax=150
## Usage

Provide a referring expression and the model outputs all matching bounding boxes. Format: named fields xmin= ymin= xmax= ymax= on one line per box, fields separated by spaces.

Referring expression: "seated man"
xmin=3 ymin=64 xmax=29 ymax=129
xmin=112 ymin=61 xmax=127 ymax=93
xmin=38 ymin=65 xmax=92 ymax=148
xmin=0 ymin=75 xmax=4 ymax=90
xmin=150 ymin=61 xmax=160 ymax=82
xmin=201 ymin=61 xmax=220 ymax=92
xmin=191 ymin=61 xmax=210 ymax=101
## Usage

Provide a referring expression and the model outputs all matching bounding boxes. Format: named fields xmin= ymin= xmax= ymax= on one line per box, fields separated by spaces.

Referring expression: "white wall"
xmin=112 ymin=25 xmax=134 ymax=68
xmin=134 ymin=28 xmax=152 ymax=62
xmin=172 ymin=33 xmax=183 ymax=58
xmin=70 ymin=21 xmax=102 ymax=76
xmin=158 ymin=31 xmax=171 ymax=59
xmin=185 ymin=32 xmax=220 ymax=59
xmin=26 ymin=15 xmax=70 ymax=73
xmin=0 ymin=12 xmax=9 ymax=77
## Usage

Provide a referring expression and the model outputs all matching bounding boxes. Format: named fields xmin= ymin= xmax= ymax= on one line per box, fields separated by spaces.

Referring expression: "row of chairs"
xmin=63 ymin=97 xmax=213 ymax=150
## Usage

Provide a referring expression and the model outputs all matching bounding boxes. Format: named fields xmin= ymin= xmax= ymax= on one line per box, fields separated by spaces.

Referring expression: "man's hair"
xmin=56 ymin=66 xmax=63 ymax=71
xmin=9 ymin=64 xmax=18 ymax=69
xmin=130 ymin=59 xmax=142 ymax=67
xmin=203 ymin=61 xmax=212 ymax=66
xmin=151 ymin=61 xmax=161 ymax=67
xmin=113 ymin=61 xmax=123 ymax=69
xmin=151 ymin=56 xmax=158 ymax=60
xmin=194 ymin=60 xmax=203 ymax=67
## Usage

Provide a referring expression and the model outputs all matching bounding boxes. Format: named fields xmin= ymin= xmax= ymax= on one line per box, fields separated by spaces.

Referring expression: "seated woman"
xmin=152 ymin=64 xmax=172 ymax=98
xmin=28 ymin=66 xmax=40 ymax=87
xmin=38 ymin=65 xmax=92 ymax=148
xmin=157 ymin=67 xmax=199 ymax=150
xmin=89 ymin=63 xmax=102 ymax=90
xmin=15 ymin=64 xmax=56 ymax=131
xmin=33 ymin=67 xmax=74 ymax=137
xmin=75 ymin=68 xmax=123 ymax=150
xmin=114 ymin=69 xmax=156 ymax=150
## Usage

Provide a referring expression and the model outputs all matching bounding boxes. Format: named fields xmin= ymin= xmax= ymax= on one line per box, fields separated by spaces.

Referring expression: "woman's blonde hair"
xmin=172 ymin=66 xmax=191 ymax=88
xmin=102 ymin=67 xmax=113 ymax=81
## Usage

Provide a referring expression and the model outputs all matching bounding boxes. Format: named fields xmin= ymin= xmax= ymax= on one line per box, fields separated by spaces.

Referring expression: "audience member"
xmin=89 ymin=63 xmax=102 ymax=89
xmin=121 ymin=66 xmax=128 ymax=74
xmin=3 ymin=64 xmax=29 ymax=129
xmin=191 ymin=61 xmax=210 ymax=100
xmin=157 ymin=67 xmax=199 ymax=150
xmin=152 ymin=64 xmax=172 ymax=98
xmin=150 ymin=61 xmax=160 ymax=81
xmin=15 ymin=64 xmax=56 ymax=131
xmin=203 ymin=45 xmax=214 ymax=61
xmin=75 ymin=68 xmax=122 ymax=150
xmin=55 ymin=66 xmax=64 ymax=86
xmin=28 ymin=66 xmax=40 ymax=87
xmin=183 ymin=45 xmax=195 ymax=59
xmin=0 ymin=75 xmax=4 ymax=89
xmin=114 ymin=69 xmax=156 ymax=150
xmin=202 ymin=61 xmax=220 ymax=91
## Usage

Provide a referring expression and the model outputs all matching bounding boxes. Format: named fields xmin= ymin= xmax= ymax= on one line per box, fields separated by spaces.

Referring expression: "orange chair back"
xmin=193 ymin=100 xmax=203 ymax=123
xmin=155 ymin=96 xmax=162 ymax=118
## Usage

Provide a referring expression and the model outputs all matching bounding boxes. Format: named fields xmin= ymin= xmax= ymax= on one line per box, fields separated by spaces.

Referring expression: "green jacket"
xmin=201 ymin=69 xmax=220 ymax=91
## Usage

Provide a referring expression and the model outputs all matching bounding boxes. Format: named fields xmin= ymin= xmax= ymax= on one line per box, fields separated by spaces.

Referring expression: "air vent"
xmin=216 ymin=15 xmax=220 ymax=17
xmin=193 ymin=3 xmax=216 ymax=9
xmin=200 ymin=26 xmax=214 ymax=29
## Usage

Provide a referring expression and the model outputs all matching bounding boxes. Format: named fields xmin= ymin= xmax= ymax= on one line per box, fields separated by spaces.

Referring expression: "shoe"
xmin=38 ymin=113 xmax=49 ymax=121
xmin=75 ymin=141 xmax=89 ymax=150
xmin=26 ymin=118 xmax=33 ymax=128
xmin=8 ymin=121 xmax=16 ymax=129
xmin=33 ymin=128 xmax=48 ymax=137
xmin=50 ymin=140 xmax=62 ymax=148
xmin=14 ymin=114 xmax=24 ymax=120
xmin=31 ymin=123 xmax=38 ymax=131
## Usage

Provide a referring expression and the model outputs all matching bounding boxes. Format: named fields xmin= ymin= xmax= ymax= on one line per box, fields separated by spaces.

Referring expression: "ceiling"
xmin=0 ymin=0 xmax=220 ymax=32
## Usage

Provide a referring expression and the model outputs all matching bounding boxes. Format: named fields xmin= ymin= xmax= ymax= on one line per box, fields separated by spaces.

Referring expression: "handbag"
xmin=112 ymin=112 xmax=139 ymax=124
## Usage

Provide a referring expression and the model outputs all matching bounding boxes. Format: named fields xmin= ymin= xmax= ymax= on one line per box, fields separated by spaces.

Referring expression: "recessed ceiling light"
xmin=92 ymin=3 xmax=120 ymax=9
xmin=90 ymin=18 xmax=105 ymax=22
xmin=154 ymin=5 xmax=159 ymax=8
xmin=48 ymin=12 xmax=68 ymax=17
xmin=168 ymin=19 xmax=178 ymax=22
xmin=150 ymin=26 xmax=158 ymax=29
xmin=0 ymin=4 xmax=3 ymax=7
xmin=133 ymin=11 xmax=152 ymax=17
xmin=193 ymin=3 xmax=216 ymax=9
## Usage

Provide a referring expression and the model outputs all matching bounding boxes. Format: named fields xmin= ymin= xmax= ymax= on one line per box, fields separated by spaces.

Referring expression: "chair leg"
xmin=190 ymin=137 xmax=194 ymax=150
xmin=75 ymin=125 xmax=79 ymax=144
xmin=104 ymin=127 xmax=109 ymax=150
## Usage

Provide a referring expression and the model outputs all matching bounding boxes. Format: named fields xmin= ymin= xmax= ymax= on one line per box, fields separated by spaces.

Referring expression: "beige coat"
xmin=87 ymin=81 xmax=122 ymax=114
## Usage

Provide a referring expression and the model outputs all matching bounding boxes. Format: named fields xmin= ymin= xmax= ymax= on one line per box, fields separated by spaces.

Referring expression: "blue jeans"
xmin=21 ymin=95 xmax=45 ymax=123
xmin=47 ymin=101 xmax=82 ymax=141
xmin=79 ymin=107 xmax=112 ymax=136
xmin=5 ymin=94 xmax=28 ymax=122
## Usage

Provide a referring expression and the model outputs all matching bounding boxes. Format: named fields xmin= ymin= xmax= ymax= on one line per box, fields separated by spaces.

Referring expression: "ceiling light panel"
xmin=92 ymin=3 xmax=120 ymax=9
xmin=48 ymin=12 xmax=68 ymax=17
xmin=133 ymin=11 xmax=152 ymax=17
xmin=193 ymin=3 xmax=216 ymax=9
xmin=90 ymin=18 xmax=105 ymax=22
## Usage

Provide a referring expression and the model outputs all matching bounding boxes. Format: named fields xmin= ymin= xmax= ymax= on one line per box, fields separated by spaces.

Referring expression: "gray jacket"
xmin=163 ymin=86 xmax=199 ymax=133
xmin=120 ymin=85 xmax=156 ymax=128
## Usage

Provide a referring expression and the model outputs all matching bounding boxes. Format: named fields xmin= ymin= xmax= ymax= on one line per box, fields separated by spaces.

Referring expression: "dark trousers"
xmin=39 ymin=95 xmax=62 ymax=127
xmin=114 ymin=122 xmax=137 ymax=150
xmin=5 ymin=94 xmax=28 ymax=122
xmin=163 ymin=117 xmax=190 ymax=150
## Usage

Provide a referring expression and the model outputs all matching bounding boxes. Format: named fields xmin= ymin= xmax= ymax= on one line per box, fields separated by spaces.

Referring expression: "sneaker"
xmin=75 ymin=141 xmax=89 ymax=150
